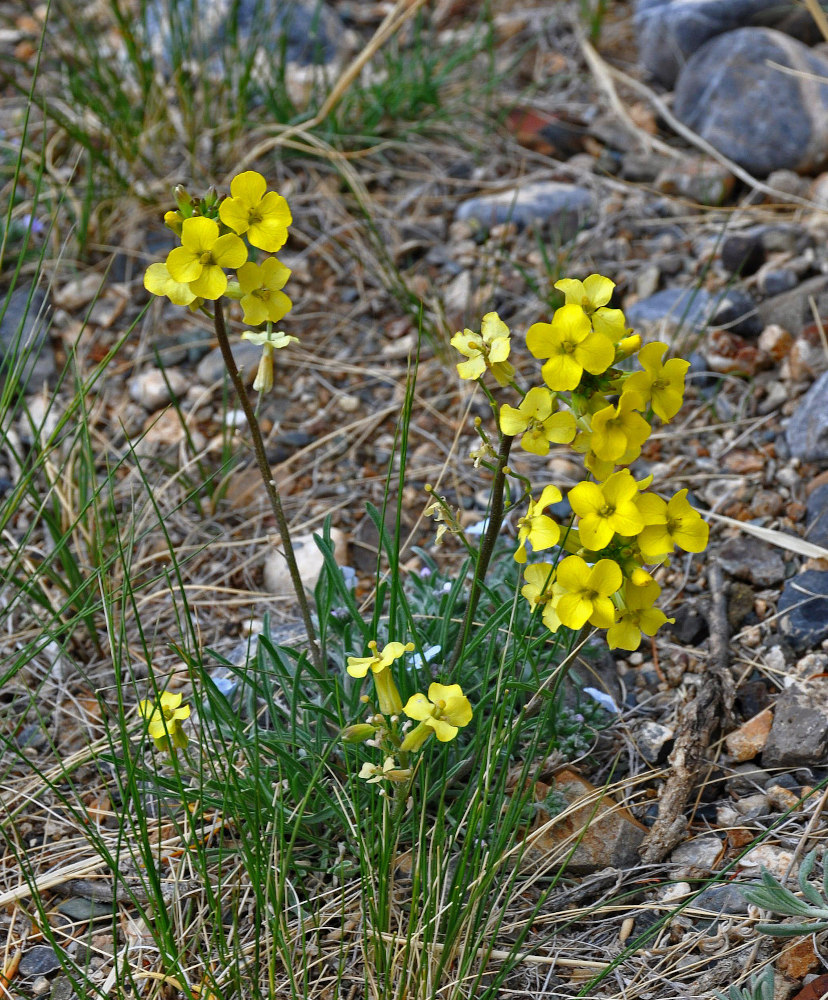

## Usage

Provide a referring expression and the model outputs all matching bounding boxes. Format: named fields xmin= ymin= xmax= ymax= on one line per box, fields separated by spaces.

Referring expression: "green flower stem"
xmin=447 ymin=431 xmax=514 ymax=673
xmin=212 ymin=299 xmax=323 ymax=674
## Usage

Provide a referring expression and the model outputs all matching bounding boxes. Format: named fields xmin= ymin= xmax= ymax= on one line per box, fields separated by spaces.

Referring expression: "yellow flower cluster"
xmin=343 ymin=640 xmax=472 ymax=786
xmin=452 ymin=273 xmax=709 ymax=651
xmin=138 ymin=690 xmax=190 ymax=753
xmin=143 ymin=172 xmax=298 ymax=392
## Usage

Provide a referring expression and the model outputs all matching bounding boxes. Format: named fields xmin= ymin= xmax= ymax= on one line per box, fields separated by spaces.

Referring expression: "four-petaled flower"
xmin=607 ymin=573 xmax=674 ymax=651
xmin=166 ymin=217 xmax=248 ymax=300
xmin=589 ymin=391 xmax=651 ymax=463
xmin=555 ymin=555 xmax=622 ymax=630
xmin=520 ymin=563 xmax=564 ymax=632
xmin=625 ymin=341 xmax=690 ymax=422
xmin=139 ymin=691 xmax=190 ymax=752
xmin=554 ymin=274 xmax=614 ymax=315
xmin=241 ymin=328 xmax=299 ymax=393
xmin=400 ymin=682 xmax=472 ymax=751
xmin=637 ymin=488 xmax=709 ymax=561
xmin=499 ymin=386 xmax=576 ymax=455
xmin=527 ymin=304 xmax=615 ymax=391
xmin=218 ymin=170 xmax=292 ymax=252
xmin=237 ymin=258 xmax=293 ymax=326
xmin=143 ymin=262 xmax=197 ymax=306
xmin=450 ymin=312 xmax=514 ymax=387
xmin=568 ymin=470 xmax=645 ymax=550
xmin=347 ymin=640 xmax=414 ymax=716
xmin=358 ymin=757 xmax=411 ymax=784
xmin=514 ymin=484 xmax=562 ymax=564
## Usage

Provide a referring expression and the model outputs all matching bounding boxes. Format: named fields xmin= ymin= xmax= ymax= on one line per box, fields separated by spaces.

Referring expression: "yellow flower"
xmin=358 ymin=757 xmax=412 ymax=784
xmin=400 ymin=682 xmax=472 ymax=751
xmin=625 ymin=341 xmax=691 ymax=422
xmin=521 ymin=563 xmax=564 ymax=632
xmin=589 ymin=390 xmax=651 ymax=463
xmin=637 ymin=488 xmax=709 ymax=561
xmin=450 ymin=312 xmax=514 ymax=387
xmin=347 ymin=640 xmax=414 ymax=716
xmin=607 ymin=575 xmax=674 ymax=650
xmin=237 ymin=258 xmax=292 ymax=326
xmin=138 ymin=691 xmax=190 ymax=752
xmin=555 ymin=555 xmax=622 ymax=630
xmin=241 ymin=328 xmax=299 ymax=393
xmin=554 ymin=274 xmax=614 ymax=314
xmin=218 ymin=170 xmax=292 ymax=252
xmin=143 ymin=262 xmax=196 ymax=306
xmin=514 ymin=484 xmax=562 ymax=564
xmin=166 ymin=217 xmax=248 ymax=300
xmin=568 ymin=470 xmax=645 ymax=550
xmin=527 ymin=304 xmax=615 ymax=391
xmin=592 ymin=307 xmax=630 ymax=343
xmin=499 ymin=386 xmax=576 ymax=455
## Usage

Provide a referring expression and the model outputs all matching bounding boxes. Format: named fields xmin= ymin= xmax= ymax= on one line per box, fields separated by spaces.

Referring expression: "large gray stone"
xmin=716 ymin=536 xmax=786 ymax=587
xmin=673 ymin=28 xmax=828 ymax=176
xmin=626 ymin=286 xmax=714 ymax=334
xmin=455 ymin=182 xmax=593 ymax=237
xmin=785 ymin=370 xmax=828 ymax=462
xmin=634 ymin=0 xmax=784 ymax=87
xmin=0 ymin=285 xmax=56 ymax=393
xmin=777 ymin=570 xmax=828 ymax=651
xmin=763 ymin=678 xmax=828 ymax=766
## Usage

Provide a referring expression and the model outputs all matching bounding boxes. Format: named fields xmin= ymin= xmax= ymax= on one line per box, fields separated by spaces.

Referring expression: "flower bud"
xmin=616 ymin=334 xmax=642 ymax=359
xmin=341 ymin=724 xmax=377 ymax=744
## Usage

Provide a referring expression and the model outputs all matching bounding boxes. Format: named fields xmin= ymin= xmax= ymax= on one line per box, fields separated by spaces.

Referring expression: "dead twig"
xmin=640 ymin=563 xmax=734 ymax=862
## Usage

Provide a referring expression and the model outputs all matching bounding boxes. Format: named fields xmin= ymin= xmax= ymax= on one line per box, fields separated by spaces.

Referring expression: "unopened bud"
xmin=342 ymin=724 xmax=377 ymax=745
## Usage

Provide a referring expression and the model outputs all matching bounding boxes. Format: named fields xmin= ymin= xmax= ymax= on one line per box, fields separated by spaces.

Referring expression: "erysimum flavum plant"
xmin=143 ymin=173 xmax=319 ymax=672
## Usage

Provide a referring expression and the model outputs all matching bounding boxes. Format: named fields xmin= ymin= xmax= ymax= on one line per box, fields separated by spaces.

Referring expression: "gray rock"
xmin=759 ymin=274 xmax=828 ymax=337
xmin=711 ymin=287 xmax=762 ymax=339
xmin=669 ymin=835 xmax=724 ymax=870
xmin=757 ymin=268 xmax=798 ymax=297
xmin=626 ymin=286 xmax=714 ymax=333
xmin=19 ymin=945 xmax=63 ymax=977
xmin=694 ymin=882 xmax=753 ymax=914
xmin=777 ymin=570 xmax=828 ymax=651
xmin=716 ymin=536 xmax=786 ymax=587
xmin=146 ymin=0 xmax=348 ymax=71
xmin=763 ymin=678 xmax=828 ymax=766
xmin=0 ymin=285 xmax=56 ymax=393
xmin=806 ymin=484 xmax=828 ymax=548
xmin=636 ymin=720 xmax=674 ymax=764
xmin=720 ymin=231 xmax=765 ymax=276
xmin=56 ymin=897 xmax=113 ymax=921
xmin=128 ymin=369 xmax=188 ymax=411
xmin=455 ymin=182 xmax=593 ymax=237
xmin=785 ymin=370 xmax=828 ymax=462
xmin=673 ymin=28 xmax=828 ymax=176
xmin=196 ymin=340 xmax=263 ymax=385
xmin=634 ymin=0 xmax=794 ymax=87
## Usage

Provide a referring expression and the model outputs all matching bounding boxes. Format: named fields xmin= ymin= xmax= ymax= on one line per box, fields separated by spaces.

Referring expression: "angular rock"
xmin=806 ymin=484 xmax=828 ymax=549
xmin=720 ymin=230 xmax=765 ymax=276
xmin=146 ymin=0 xmax=350 ymax=71
xmin=626 ymin=286 xmax=714 ymax=334
xmin=634 ymin=0 xmax=794 ymax=88
xmin=716 ymin=536 xmax=786 ymax=587
xmin=673 ymin=28 xmax=828 ymax=176
xmin=669 ymin=835 xmax=724 ymax=871
xmin=525 ymin=768 xmax=647 ymax=874
xmin=785 ymin=371 xmax=828 ymax=462
xmin=763 ymin=678 xmax=828 ymax=767
xmin=694 ymin=882 xmax=753 ymax=915
xmin=725 ymin=707 xmax=773 ymax=762
xmin=455 ymin=182 xmax=593 ymax=237
xmin=711 ymin=288 xmax=762 ymax=339
xmin=0 ymin=285 xmax=55 ymax=393
xmin=636 ymin=720 xmax=674 ymax=764
xmin=18 ymin=945 xmax=63 ymax=977
xmin=759 ymin=274 xmax=828 ymax=337
xmin=655 ymin=157 xmax=734 ymax=205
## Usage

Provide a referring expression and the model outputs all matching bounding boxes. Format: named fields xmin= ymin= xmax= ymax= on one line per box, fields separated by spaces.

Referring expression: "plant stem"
xmin=212 ymin=300 xmax=323 ymax=674
xmin=447 ymin=432 xmax=513 ymax=673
